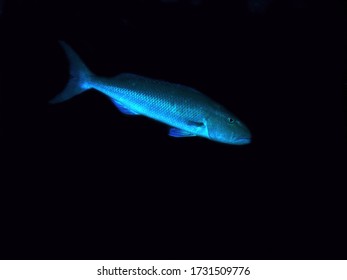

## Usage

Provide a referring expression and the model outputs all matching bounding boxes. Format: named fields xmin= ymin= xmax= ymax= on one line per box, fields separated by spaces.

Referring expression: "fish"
xmin=50 ymin=41 xmax=251 ymax=145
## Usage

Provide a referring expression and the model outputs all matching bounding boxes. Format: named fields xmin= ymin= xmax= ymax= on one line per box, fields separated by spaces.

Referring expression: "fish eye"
xmin=227 ymin=117 xmax=235 ymax=124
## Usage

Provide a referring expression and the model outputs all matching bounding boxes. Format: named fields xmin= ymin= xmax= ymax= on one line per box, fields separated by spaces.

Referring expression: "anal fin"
xmin=109 ymin=98 xmax=139 ymax=115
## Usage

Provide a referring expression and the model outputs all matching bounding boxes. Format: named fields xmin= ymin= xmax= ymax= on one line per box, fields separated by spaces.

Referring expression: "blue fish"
xmin=50 ymin=41 xmax=251 ymax=145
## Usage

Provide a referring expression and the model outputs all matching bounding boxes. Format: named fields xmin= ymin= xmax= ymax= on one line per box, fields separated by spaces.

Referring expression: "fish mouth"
xmin=233 ymin=137 xmax=251 ymax=145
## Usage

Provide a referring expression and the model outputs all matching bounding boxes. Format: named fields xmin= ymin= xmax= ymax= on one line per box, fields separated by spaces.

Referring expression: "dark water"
xmin=1 ymin=0 xmax=346 ymax=259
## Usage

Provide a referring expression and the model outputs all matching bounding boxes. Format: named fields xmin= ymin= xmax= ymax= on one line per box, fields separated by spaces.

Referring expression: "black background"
xmin=1 ymin=0 xmax=346 ymax=259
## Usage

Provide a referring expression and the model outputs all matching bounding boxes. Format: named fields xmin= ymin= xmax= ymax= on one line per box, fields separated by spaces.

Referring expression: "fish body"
xmin=50 ymin=41 xmax=251 ymax=145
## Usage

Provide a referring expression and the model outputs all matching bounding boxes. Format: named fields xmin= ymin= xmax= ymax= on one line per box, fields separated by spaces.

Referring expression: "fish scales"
xmin=94 ymin=74 xmax=215 ymax=131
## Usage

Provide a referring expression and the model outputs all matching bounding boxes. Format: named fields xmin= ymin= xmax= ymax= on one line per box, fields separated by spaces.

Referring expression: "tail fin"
xmin=49 ymin=41 xmax=93 ymax=104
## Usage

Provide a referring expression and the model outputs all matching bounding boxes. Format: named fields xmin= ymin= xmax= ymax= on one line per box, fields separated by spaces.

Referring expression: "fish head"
xmin=206 ymin=110 xmax=251 ymax=145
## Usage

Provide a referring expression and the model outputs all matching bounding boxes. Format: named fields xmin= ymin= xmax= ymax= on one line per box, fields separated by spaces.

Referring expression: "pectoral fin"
xmin=187 ymin=121 xmax=205 ymax=128
xmin=109 ymin=98 xmax=139 ymax=115
xmin=169 ymin=128 xmax=196 ymax=137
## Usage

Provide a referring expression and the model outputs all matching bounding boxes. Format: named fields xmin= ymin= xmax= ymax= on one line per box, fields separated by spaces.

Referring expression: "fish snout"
xmin=233 ymin=137 xmax=251 ymax=145
xmin=233 ymin=125 xmax=252 ymax=145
